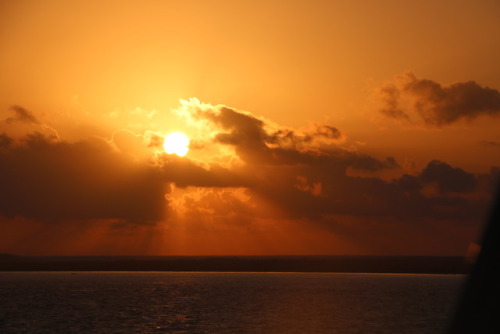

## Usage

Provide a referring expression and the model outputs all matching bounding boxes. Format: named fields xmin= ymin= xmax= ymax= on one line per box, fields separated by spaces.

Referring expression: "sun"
xmin=163 ymin=132 xmax=190 ymax=157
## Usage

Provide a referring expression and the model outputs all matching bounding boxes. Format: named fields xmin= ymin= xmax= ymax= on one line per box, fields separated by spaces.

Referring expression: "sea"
xmin=0 ymin=272 xmax=464 ymax=333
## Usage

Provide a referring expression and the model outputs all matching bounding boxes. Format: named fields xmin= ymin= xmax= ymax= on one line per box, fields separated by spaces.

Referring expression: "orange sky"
xmin=1 ymin=0 xmax=499 ymax=256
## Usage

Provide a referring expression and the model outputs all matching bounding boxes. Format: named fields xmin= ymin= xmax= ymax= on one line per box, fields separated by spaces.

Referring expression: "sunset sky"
xmin=1 ymin=0 xmax=499 ymax=256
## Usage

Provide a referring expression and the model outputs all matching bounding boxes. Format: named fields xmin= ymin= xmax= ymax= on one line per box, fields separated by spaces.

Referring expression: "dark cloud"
xmin=207 ymin=106 xmax=272 ymax=164
xmin=269 ymin=125 xmax=343 ymax=147
xmin=0 ymin=101 xmax=495 ymax=243
xmin=420 ymin=160 xmax=477 ymax=194
xmin=349 ymin=155 xmax=399 ymax=172
xmin=0 ymin=132 xmax=165 ymax=223
xmin=198 ymin=104 xmax=388 ymax=172
xmin=185 ymin=102 xmax=491 ymax=225
xmin=315 ymin=125 xmax=342 ymax=139
xmin=0 ymin=132 xmax=247 ymax=224
xmin=377 ymin=72 xmax=500 ymax=127
xmin=247 ymin=158 xmax=489 ymax=223
xmin=156 ymin=154 xmax=250 ymax=188
xmin=0 ymin=133 xmax=13 ymax=149
xmin=5 ymin=105 xmax=40 ymax=124
xmin=378 ymin=83 xmax=410 ymax=121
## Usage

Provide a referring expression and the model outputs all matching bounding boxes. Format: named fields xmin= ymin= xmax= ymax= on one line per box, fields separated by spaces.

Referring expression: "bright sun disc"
xmin=163 ymin=132 xmax=190 ymax=157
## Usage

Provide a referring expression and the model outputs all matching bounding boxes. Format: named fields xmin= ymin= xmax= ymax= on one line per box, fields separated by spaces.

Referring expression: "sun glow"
xmin=163 ymin=132 xmax=190 ymax=157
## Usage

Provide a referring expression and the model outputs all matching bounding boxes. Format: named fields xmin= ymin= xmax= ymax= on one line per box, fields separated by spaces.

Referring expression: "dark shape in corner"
xmin=448 ymin=184 xmax=500 ymax=333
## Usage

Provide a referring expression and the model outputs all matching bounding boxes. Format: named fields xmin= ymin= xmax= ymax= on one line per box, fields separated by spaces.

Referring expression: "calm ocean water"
xmin=0 ymin=272 xmax=463 ymax=333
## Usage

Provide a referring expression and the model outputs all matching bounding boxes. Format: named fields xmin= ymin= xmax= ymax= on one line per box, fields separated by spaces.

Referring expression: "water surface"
xmin=0 ymin=272 xmax=463 ymax=333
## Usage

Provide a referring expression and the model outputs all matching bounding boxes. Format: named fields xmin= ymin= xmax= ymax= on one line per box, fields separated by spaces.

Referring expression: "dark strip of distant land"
xmin=0 ymin=254 xmax=470 ymax=274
